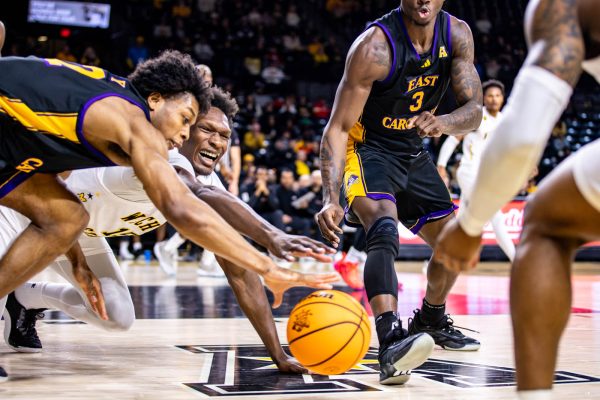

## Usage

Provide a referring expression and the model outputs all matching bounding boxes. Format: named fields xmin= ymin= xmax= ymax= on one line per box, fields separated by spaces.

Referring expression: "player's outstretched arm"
xmin=316 ymin=26 xmax=390 ymax=246
xmin=215 ymin=255 xmax=307 ymax=374
xmin=83 ymin=99 xmax=339 ymax=289
xmin=179 ymin=169 xmax=335 ymax=262
xmin=435 ymin=0 xmax=583 ymax=272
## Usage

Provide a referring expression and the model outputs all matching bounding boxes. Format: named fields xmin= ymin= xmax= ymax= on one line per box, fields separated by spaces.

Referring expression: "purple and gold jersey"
xmin=0 ymin=56 xmax=149 ymax=173
xmin=349 ymin=8 xmax=453 ymax=155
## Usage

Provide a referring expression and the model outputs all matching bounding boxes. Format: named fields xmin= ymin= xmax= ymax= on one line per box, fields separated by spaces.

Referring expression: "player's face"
xmin=401 ymin=0 xmax=444 ymax=26
xmin=149 ymin=92 xmax=199 ymax=150
xmin=180 ymin=106 xmax=231 ymax=176
xmin=483 ymin=86 xmax=504 ymax=114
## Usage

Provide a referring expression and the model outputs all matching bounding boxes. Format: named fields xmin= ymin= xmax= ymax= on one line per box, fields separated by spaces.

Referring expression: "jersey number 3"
xmin=410 ymin=91 xmax=424 ymax=112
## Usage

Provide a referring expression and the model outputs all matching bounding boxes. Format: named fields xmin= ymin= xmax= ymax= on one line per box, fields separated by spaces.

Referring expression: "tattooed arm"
xmin=435 ymin=0 xmax=583 ymax=272
xmin=442 ymin=18 xmax=483 ymax=134
xmin=412 ymin=18 xmax=482 ymax=137
xmin=525 ymin=0 xmax=584 ymax=85
xmin=315 ymin=26 xmax=390 ymax=245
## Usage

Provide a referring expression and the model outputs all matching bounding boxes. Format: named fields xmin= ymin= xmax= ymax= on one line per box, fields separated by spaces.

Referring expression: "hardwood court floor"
xmin=1 ymin=261 xmax=600 ymax=399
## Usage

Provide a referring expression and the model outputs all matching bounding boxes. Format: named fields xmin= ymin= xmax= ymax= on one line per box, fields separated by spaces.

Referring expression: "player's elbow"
xmin=470 ymin=104 xmax=483 ymax=131
xmin=193 ymin=184 xmax=220 ymax=200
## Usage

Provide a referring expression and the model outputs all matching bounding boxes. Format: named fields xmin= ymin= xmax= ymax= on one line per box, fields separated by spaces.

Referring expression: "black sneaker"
xmin=3 ymin=292 xmax=45 ymax=353
xmin=378 ymin=320 xmax=434 ymax=385
xmin=0 ymin=366 xmax=7 ymax=383
xmin=408 ymin=309 xmax=480 ymax=351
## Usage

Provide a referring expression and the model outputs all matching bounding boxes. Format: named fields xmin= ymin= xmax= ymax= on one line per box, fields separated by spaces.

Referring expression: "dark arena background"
xmin=0 ymin=1 xmax=599 ymax=399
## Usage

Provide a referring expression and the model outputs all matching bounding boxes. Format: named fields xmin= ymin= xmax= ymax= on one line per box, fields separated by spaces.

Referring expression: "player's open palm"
xmin=434 ymin=218 xmax=482 ymax=272
xmin=73 ymin=262 xmax=108 ymax=321
xmin=315 ymin=203 xmax=344 ymax=247
xmin=263 ymin=265 xmax=340 ymax=309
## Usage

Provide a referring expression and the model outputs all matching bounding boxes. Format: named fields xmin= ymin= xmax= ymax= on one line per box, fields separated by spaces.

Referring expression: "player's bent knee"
xmin=44 ymin=204 xmax=89 ymax=244
xmin=365 ymin=217 xmax=399 ymax=255
xmin=101 ymin=280 xmax=135 ymax=331
xmin=364 ymin=217 xmax=400 ymax=300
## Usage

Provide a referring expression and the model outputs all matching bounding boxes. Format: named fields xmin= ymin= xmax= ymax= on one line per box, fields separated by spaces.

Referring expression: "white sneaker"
xmin=119 ymin=247 xmax=134 ymax=261
xmin=197 ymin=252 xmax=225 ymax=277
xmin=153 ymin=241 xmax=178 ymax=277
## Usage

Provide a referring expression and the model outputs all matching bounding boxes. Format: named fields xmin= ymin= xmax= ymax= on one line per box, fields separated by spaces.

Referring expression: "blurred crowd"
xmin=3 ymin=0 xmax=598 ymax=258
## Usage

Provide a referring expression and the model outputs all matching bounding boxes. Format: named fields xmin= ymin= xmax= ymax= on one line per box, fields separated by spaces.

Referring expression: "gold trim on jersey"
xmin=348 ymin=120 xmax=366 ymax=143
xmin=0 ymin=96 xmax=79 ymax=142
xmin=344 ymin=138 xmax=367 ymax=207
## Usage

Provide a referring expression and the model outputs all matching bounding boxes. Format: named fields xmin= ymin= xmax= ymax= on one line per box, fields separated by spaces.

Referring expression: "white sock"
xmin=346 ymin=246 xmax=366 ymax=264
xmin=200 ymin=250 xmax=217 ymax=269
xmin=119 ymin=240 xmax=130 ymax=253
xmin=15 ymin=282 xmax=49 ymax=310
xmin=490 ymin=211 xmax=516 ymax=262
xmin=518 ymin=389 xmax=553 ymax=399
xmin=165 ymin=233 xmax=185 ymax=252
xmin=132 ymin=241 xmax=142 ymax=251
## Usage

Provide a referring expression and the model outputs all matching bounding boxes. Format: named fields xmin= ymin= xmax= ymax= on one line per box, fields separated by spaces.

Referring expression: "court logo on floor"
xmin=177 ymin=344 xmax=600 ymax=396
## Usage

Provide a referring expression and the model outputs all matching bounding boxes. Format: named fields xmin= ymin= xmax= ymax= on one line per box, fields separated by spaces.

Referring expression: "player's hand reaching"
xmin=434 ymin=218 xmax=482 ymax=272
xmin=263 ymin=266 xmax=340 ymax=309
xmin=72 ymin=261 xmax=108 ymax=321
xmin=315 ymin=203 xmax=344 ymax=248
xmin=267 ymin=232 xmax=336 ymax=262
xmin=274 ymin=354 xmax=309 ymax=374
xmin=409 ymin=111 xmax=447 ymax=138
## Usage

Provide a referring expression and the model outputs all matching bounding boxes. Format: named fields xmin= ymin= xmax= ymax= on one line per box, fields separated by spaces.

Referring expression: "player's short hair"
xmin=210 ymin=86 xmax=239 ymax=127
xmin=129 ymin=50 xmax=212 ymax=115
xmin=482 ymin=79 xmax=505 ymax=96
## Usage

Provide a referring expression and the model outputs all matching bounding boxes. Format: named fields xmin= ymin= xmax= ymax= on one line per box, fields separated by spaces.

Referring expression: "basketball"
xmin=286 ymin=290 xmax=371 ymax=375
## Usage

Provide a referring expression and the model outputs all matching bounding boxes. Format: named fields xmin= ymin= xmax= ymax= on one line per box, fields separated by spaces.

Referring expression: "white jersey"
xmin=197 ymin=170 xmax=226 ymax=189
xmin=461 ymin=108 xmax=501 ymax=169
xmin=74 ymin=150 xmax=194 ymax=237
xmin=582 ymin=56 xmax=600 ymax=84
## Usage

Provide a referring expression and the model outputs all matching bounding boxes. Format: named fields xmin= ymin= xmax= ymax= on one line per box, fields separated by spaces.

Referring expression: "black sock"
xmin=375 ymin=311 xmax=398 ymax=345
xmin=420 ymin=298 xmax=446 ymax=326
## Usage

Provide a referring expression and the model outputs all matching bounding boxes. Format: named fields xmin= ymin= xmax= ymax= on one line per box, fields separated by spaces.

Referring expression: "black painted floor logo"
xmin=176 ymin=344 xmax=600 ymax=396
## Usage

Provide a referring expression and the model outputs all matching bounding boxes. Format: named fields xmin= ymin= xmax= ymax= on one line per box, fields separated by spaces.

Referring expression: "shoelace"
xmin=411 ymin=309 xmax=481 ymax=334
xmin=442 ymin=315 xmax=480 ymax=334
xmin=19 ymin=310 xmax=44 ymax=336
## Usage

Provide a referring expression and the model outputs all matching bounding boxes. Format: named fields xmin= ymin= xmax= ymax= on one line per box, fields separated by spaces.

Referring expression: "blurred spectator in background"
xmin=80 ymin=46 xmax=101 ymax=66
xmin=241 ymin=166 xmax=283 ymax=229
xmin=243 ymin=121 xmax=266 ymax=152
xmin=56 ymin=44 xmax=76 ymax=62
xmin=275 ymin=169 xmax=311 ymax=237
xmin=127 ymin=36 xmax=149 ymax=70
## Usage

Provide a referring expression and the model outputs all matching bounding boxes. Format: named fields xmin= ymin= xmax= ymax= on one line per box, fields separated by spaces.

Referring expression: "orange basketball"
xmin=286 ymin=289 xmax=371 ymax=375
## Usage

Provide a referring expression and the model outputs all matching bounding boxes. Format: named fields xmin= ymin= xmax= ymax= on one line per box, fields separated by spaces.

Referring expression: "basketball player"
xmin=1 ymin=86 xmax=335 ymax=377
xmin=435 ymin=0 xmax=600 ymax=395
xmin=0 ymin=53 xmax=336 ymax=302
xmin=316 ymin=0 xmax=483 ymax=384
xmin=436 ymin=79 xmax=516 ymax=261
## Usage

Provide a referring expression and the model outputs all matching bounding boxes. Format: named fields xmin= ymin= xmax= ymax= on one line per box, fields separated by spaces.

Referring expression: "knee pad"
xmin=364 ymin=217 xmax=399 ymax=301
xmin=366 ymin=217 xmax=399 ymax=257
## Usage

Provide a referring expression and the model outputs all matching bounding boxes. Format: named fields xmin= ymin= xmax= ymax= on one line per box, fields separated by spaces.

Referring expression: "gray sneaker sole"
xmin=380 ymin=334 xmax=435 ymax=385
xmin=439 ymin=341 xmax=481 ymax=351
